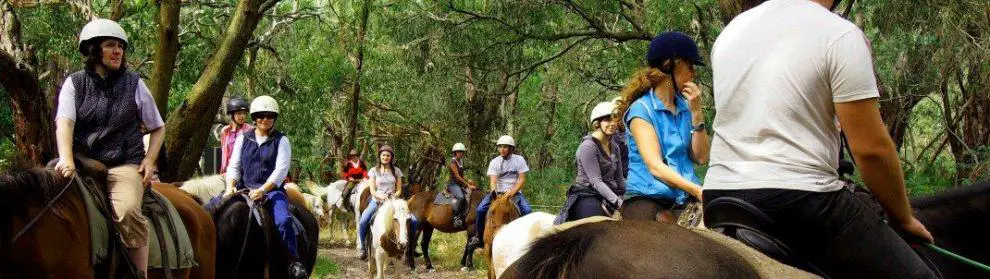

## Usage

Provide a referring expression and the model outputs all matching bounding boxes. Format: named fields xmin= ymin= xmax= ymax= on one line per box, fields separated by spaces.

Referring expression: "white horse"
xmin=177 ymin=174 xmax=225 ymax=203
xmin=368 ymin=198 xmax=413 ymax=279
xmin=347 ymin=180 xmax=370 ymax=249
xmin=322 ymin=179 xmax=371 ymax=249
xmin=490 ymin=212 xmax=557 ymax=278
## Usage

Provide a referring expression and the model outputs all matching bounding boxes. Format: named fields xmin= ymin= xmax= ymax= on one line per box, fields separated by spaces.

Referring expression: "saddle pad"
xmin=433 ymin=191 xmax=453 ymax=205
xmin=84 ymin=185 xmax=197 ymax=269
xmin=145 ymin=189 xmax=197 ymax=269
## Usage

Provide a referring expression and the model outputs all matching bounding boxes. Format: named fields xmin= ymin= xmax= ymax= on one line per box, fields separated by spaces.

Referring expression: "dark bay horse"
xmin=209 ymin=191 xmax=319 ymax=279
xmin=0 ymin=166 xmax=216 ymax=278
xmin=406 ymin=189 xmax=484 ymax=270
xmin=500 ymin=220 xmax=760 ymax=279
xmin=912 ymin=180 xmax=990 ymax=278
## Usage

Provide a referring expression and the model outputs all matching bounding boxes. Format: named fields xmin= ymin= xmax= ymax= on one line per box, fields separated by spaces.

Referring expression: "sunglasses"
xmin=253 ymin=113 xmax=277 ymax=120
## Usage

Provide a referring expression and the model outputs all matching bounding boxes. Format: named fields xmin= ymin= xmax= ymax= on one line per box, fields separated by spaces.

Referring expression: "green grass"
xmin=312 ymin=255 xmax=340 ymax=278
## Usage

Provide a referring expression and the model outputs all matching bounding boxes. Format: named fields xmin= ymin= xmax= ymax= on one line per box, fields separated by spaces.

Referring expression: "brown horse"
xmin=0 ymin=165 xmax=216 ymax=278
xmin=405 ymin=189 xmax=484 ymax=270
xmin=500 ymin=220 xmax=761 ymax=279
xmin=484 ymin=194 xmax=522 ymax=279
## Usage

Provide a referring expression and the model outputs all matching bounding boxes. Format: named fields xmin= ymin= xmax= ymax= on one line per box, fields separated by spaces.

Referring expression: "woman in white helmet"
xmin=554 ymin=101 xmax=627 ymax=224
xmin=53 ymin=18 xmax=165 ymax=277
xmin=447 ymin=142 xmax=477 ymax=229
xmin=468 ymin=135 xmax=532 ymax=247
xmin=223 ymin=95 xmax=308 ymax=279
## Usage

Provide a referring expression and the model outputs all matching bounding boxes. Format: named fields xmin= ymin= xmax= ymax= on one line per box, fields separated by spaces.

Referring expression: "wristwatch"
xmin=692 ymin=123 xmax=707 ymax=133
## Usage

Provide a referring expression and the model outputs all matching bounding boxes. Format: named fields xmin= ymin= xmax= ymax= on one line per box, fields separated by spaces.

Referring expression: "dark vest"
xmin=70 ymin=70 xmax=145 ymax=167
xmin=238 ymin=129 xmax=285 ymax=190
xmin=449 ymin=156 xmax=465 ymax=184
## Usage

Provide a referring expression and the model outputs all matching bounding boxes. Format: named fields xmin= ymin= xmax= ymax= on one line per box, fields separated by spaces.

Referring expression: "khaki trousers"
xmin=107 ymin=164 xmax=150 ymax=248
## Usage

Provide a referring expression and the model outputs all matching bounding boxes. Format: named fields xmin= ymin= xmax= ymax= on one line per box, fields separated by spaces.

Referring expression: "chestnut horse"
xmin=405 ymin=189 xmax=484 ymax=270
xmin=0 ymin=164 xmax=215 ymax=278
xmin=483 ymin=194 xmax=522 ymax=279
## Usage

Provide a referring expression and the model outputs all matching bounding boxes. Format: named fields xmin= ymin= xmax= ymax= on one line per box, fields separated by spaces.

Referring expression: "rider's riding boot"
xmin=452 ymin=216 xmax=464 ymax=229
xmin=359 ymin=247 xmax=368 ymax=261
xmin=288 ymin=259 xmax=308 ymax=279
xmin=128 ymin=246 xmax=149 ymax=279
xmin=342 ymin=183 xmax=354 ymax=211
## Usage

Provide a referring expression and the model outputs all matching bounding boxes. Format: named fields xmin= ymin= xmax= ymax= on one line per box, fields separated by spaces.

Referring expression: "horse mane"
xmin=503 ymin=221 xmax=609 ymax=279
xmin=0 ymin=167 xmax=77 ymax=248
xmin=911 ymin=180 xmax=990 ymax=209
xmin=379 ymin=199 xmax=397 ymax=234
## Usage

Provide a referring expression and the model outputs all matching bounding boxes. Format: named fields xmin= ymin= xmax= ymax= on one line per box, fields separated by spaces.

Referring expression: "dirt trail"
xmin=318 ymin=243 xmax=485 ymax=279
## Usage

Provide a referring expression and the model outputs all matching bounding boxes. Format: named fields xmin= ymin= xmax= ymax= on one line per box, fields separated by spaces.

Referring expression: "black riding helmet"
xmin=226 ymin=97 xmax=249 ymax=114
xmin=646 ymin=31 xmax=705 ymax=94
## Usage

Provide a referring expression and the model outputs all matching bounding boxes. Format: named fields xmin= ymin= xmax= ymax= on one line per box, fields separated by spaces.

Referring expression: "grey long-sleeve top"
xmin=574 ymin=135 xmax=627 ymax=204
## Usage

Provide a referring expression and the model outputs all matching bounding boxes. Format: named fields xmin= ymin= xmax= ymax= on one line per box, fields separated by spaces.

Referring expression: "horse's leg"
xmin=461 ymin=231 xmax=476 ymax=269
xmin=367 ymin=247 xmax=376 ymax=278
xmin=375 ymin=250 xmax=386 ymax=279
xmin=354 ymin=207 xmax=363 ymax=250
xmin=420 ymin=225 xmax=436 ymax=271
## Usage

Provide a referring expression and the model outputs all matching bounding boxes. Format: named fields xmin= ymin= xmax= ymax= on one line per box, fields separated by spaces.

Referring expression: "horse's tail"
xmin=500 ymin=222 xmax=606 ymax=279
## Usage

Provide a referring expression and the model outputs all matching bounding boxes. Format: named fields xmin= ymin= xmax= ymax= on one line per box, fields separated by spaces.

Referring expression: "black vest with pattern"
xmin=70 ymin=70 xmax=145 ymax=167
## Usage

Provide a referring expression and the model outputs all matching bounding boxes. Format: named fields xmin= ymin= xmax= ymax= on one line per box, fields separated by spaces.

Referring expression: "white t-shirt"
xmin=486 ymin=154 xmax=530 ymax=193
xmin=368 ymin=167 xmax=403 ymax=196
xmin=704 ymin=0 xmax=880 ymax=192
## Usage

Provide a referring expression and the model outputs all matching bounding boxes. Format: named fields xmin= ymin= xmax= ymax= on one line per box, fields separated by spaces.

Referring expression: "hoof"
xmin=428 ymin=268 xmax=437 ymax=273
xmin=460 ymin=267 xmax=470 ymax=272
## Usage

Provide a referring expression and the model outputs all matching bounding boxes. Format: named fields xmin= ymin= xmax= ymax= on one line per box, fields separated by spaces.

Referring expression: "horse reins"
xmin=11 ymin=175 xmax=77 ymax=243
xmin=231 ymin=190 xmax=272 ymax=278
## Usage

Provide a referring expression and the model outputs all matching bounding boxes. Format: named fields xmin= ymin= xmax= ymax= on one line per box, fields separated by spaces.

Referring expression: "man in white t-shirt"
xmin=468 ymin=135 xmax=533 ymax=247
xmin=703 ymin=0 xmax=935 ymax=277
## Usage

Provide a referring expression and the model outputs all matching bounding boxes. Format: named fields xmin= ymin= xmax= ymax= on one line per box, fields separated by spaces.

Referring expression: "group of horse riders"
xmin=50 ymin=0 xmax=938 ymax=277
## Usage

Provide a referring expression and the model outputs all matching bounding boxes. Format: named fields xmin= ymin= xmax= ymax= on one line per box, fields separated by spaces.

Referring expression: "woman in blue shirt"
xmin=617 ymin=31 xmax=710 ymax=223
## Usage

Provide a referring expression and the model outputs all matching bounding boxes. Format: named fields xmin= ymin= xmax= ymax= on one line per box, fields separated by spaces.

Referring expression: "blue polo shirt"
xmin=623 ymin=89 xmax=699 ymax=204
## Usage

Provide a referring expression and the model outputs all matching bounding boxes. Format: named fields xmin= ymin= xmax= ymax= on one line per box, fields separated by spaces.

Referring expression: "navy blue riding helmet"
xmin=645 ymin=31 xmax=705 ymax=93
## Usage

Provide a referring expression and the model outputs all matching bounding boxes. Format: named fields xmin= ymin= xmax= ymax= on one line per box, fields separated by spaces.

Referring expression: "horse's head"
xmin=305 ymin=193 xmax=325 ymax=218
xmin=383 ymin=198 xmax=413 ymax=249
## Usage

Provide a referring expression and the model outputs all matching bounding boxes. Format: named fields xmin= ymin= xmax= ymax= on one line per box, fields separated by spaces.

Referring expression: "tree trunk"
xmin=347 ymin=0 xmax=372 ymax=152
xmin=109 ymin=0 xmax=124 ymax=20
xmin=537 ymin=84 xmax=558 ymax=169
xmin=161 ymin=0 xmax=283 ymax=181
xmin=246 ymin=45 xmax=259 ymax=98
xmin=149 ymin=0 xmax=180 ymax=117
xmin=1 ymin=0 xmax=54 ymax=168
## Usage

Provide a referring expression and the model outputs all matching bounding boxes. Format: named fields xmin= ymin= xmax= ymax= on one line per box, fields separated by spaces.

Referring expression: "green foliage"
xmin=312 ymin=255 xmax=340 ymax=278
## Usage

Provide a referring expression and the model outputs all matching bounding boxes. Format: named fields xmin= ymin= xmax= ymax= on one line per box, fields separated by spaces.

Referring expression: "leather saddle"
xmin=704 ymin=197 xmax=828 ymax=277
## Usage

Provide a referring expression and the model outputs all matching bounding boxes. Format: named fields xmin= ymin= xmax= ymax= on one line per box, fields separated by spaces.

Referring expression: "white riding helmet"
xmin=496 ymin=135 xmax=516 ymax=147
xmin=590 ymin=101 xmax=617 ymax=123
xmin=78 ymin=19 xmax=129 ymax=55
xmin=452 ymin=142 xmax=467 ymax=152
xmin=611 ymin=96 xmax=623 ymax=105
xmin=250 ymin=95 xmax=280 ymax=116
